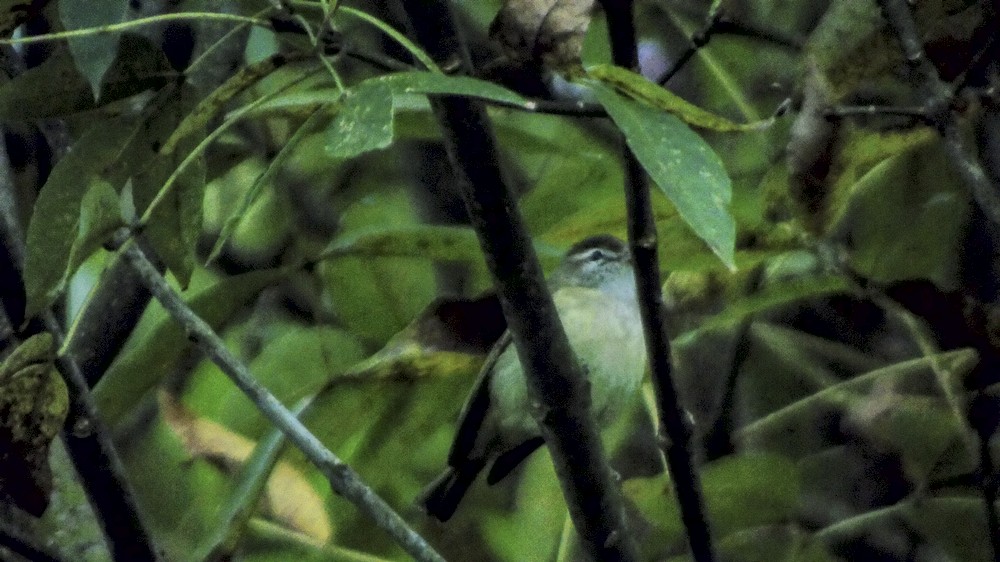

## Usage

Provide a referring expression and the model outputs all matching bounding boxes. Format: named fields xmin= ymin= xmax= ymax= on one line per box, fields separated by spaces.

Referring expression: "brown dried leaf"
xmin=489 ymin=0 xmax=595 ymax=72
xmin=159 ymin=392 xmax=331 ymax=543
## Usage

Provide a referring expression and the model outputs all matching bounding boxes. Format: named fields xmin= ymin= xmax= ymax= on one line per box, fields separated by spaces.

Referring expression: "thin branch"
xmin=600 ymin=1 xmax=716 ymax=561
xmin=875 ymin=0 xmax=1000 ymax=228
xmin=397 ymin=1 xmax=640 ymax=560
xmin=0 ymin=129 xmax=161 ymax=562
xmin=114 ymin=232 xmax=445 ymax=562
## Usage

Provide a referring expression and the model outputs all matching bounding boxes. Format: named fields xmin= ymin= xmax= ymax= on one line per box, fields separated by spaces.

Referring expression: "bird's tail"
xmin=418 ymin=459 xmax=486 ymax=522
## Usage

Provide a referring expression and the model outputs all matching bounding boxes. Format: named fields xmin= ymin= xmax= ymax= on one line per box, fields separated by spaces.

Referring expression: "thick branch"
xmin=397 ymin=1 xmax=639 ymax=560
xmin=116 ymin=234 xmax=444 ymax=562
xmin=600 ymin=1 xmax=716 ymax=561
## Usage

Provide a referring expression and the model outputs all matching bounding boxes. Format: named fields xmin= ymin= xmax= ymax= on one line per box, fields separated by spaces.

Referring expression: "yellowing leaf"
xmin=159 ymin=392 xmax=331 ymax=543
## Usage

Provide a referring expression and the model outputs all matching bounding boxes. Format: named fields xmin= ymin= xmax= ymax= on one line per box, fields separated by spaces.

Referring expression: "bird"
xmin=420 ymin=234 xmax=647 ymax=521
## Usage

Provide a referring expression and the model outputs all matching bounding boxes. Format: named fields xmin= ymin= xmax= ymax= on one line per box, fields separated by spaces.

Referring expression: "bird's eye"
xmin=584 ymin=249 xmax=611 ymax=263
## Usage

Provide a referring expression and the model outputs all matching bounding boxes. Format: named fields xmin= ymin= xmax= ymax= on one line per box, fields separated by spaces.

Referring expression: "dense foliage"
xmin=0 ymin=0 xmax=997 ymax=560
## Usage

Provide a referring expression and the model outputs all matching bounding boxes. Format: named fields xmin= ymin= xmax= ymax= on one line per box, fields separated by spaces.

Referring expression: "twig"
xmin=115 ymin=233 xmax=445 ymax=562
xmin=397 ymin=1 xmax=640 ymax=560
xmin=875 ymin=0 xmax=1000 ymax=228
xmin=600 ymin=1 xmax=716 ymax=561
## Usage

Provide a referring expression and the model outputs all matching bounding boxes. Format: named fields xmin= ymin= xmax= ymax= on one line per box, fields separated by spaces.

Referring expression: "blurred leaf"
xmin=489 ymin=0 xmax=595 ymax=71
xmin=185 ymin=325 xmax=365 ymax=437
xmin=326 ymin=81 xmax=394 ymax=158
xmin=320 ymin=191 xmax=437 ymax=346
xmin=678 ymin=274 xmax=850 ymax=338
xmin=587 ymin=65 xmax=771 ymax=131
xmin=210 ymin=108 xmax=326 ymax=263
xmin=844 ymin=387 xmax=974 ymax=483
xmin=590 ymin=83 xmax=736 ymax=269
xmin=830 ymin=139 xmax=968 ymax=291
xmin=625 ymin=453 xmax=799 ymax=546
xmin=716 ymin=525 xmax=835 ymax=562
xmin=94 ymin=269 xmax=285 ymax=427
xmin=23 ymin=115 xmax=138 ymax=317
xmin=159 ymin=392 xmax=331 ymax=544
xmin=0 ymin=333 xmax=67 ymax=516
xmin=738 ymin=346 xmax=979 ymax=454
xmin=58 ymin=0 xmax=127 ymax=98
xmin=196 ymin=399 xmax=318 ymax=559
xmin=0 ymin=35 xmax=172 ymax=118
xmin=904 ymin=497 xmax=993 ymax=562
xmin=241 ymin=519 xmax=393 ymax=562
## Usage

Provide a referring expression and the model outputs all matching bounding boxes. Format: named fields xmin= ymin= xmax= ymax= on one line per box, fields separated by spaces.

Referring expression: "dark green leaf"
xmin=131 ymin=85 xmax=205 ymax=287
xmin=58 ymin=0 xmax=128 ymax=99
xmin=0 ymin=35 xmax=171 ymax=118
xmin=591 ymin=83 xmax=736 ymax=269
xmin=23 ymin=116 xmax=139 ymax=317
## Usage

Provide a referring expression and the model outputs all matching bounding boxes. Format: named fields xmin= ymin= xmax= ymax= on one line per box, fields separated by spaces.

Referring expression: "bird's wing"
xmin=447 ymin=330 xmax=512 ymax=466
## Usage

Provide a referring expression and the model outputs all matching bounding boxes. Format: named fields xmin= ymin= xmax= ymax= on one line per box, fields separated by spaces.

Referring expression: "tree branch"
xmin=397 ymin=1 xmax=639 ymax=560
xmin=600 ymin=1 xmax=717 ymax=561
xmin=115 ymin=232 xmax=445 ymax=562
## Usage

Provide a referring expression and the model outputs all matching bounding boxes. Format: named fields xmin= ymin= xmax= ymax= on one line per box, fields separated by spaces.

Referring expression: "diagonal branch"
xmin=115 ymin=232 xmax=444 ymax=562
xmin=600 ymin=1 xmax=716 ymax=561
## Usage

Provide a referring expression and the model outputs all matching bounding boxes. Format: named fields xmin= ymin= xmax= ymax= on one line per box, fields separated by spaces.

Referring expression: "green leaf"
xmin=209 ymin=108 xmax=326 ymax=264
xmin=830 ymin=139 xmax=968 ymax=290
xmin=586 ymin=65 xmax=771 ymax=131
xmin=590 ymin=83 xmax=736 ymax=269
xmin=376 ymin=71 xmax=529 ymax=106
xmin=93 ymin=269 xmax=285 ymax=427
xmin=326 ymin=81 xmax=394 ymax=158
xmin=58 ymin=0 xmax=127 ymax=99
xmin=66 ymin=178 xmax=123 ymax=276
xmin=625 ymin=453 xmax=799 ymax=544
xmin=23 ymin=116 xmax=138 ymax=317
xmin=319 ymin=191 xmax=438 ymax=346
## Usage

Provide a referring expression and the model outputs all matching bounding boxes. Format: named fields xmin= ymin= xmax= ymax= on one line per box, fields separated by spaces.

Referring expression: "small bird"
xmin=420 ymin=234 xmax=647 ymax=521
